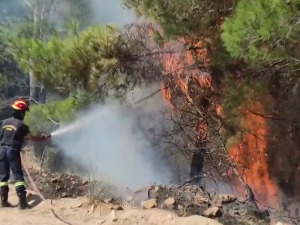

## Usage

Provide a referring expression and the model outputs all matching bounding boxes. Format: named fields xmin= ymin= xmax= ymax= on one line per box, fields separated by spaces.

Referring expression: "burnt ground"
xmin=20 ymin=168 xmax=271 ymax=224
xmin=146 ymin=185 xmax=271 ymax=225
xmin=23 ymin=168 xmax=90 ymax=199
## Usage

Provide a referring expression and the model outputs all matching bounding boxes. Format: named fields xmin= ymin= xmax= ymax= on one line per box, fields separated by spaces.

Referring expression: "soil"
xmin=24 ymin=168 xmax=89 ymax=199
xmin=0 ymin=185 xmax=222 ymax=225
xmin=1 ymin=168 xmax=272 ymax=225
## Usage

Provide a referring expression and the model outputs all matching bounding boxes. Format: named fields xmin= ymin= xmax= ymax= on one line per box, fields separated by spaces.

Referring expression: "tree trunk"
xmin=28 ymin=0 xmax=55 ymax=105
xmin=29 ymin=66 xmax=40 ymax=103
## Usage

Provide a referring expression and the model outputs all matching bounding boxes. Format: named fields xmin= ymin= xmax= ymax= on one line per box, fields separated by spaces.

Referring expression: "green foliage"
xmin=0 ymin=31 xmax=28 ymax=94
xmin=222 ymin=75 xmax=267 ymax=128
xmin=9 ymin=25 xmax=131 ymax=97
xmin=24 ymin=91 xmax=90 ymax=134
xmin=0 ymin=73 xmax=10 ymax=89
xmin=0 ymin=0 xmax=96 ymax=102
xmin=124 ymin=0 xmax=234 ymax=38
xmin=221 ymin=0 xmax=299 ymax=64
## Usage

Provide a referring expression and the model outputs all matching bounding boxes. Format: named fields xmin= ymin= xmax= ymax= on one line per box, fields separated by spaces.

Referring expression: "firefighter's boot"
xmin=0 ymin=188 xmax=11 ymax=208
xmin=17 ymin=191 xmax=30 ymax=210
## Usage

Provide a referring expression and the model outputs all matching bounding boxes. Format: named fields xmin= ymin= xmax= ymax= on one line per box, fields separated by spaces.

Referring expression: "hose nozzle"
xmin=41 ymin=134 xmax=51 ymax=140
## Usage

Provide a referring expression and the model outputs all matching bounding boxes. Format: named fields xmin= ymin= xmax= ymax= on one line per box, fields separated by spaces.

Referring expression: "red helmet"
xmin=11 ymin=99 xmax=30 ymax=111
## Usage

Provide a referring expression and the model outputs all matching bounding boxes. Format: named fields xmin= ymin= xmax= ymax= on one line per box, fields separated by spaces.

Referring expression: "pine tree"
xmin=9 ymin=25 xmax=126 ymax=97
xmin=222 ymin=0 xmax=299 ymax=64
xmin=124 ymin=0 xmax=235 ymax=38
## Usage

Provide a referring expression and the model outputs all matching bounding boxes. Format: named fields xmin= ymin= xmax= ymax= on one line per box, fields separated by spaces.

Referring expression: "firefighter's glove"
xmin=41 ymin=134 xmax=51 ymax=140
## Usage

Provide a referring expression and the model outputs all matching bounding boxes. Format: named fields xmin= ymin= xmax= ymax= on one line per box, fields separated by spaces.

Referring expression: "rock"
xmin=218 ymin=194 xmax=236 ymax=204
xmin=215 ymin=201 xmax=222 ymax=208
xmin=36 ymin=166 xmax=41 ymax=171
xmin=97 ymin=220 xmax=106 ymax=225
xmin=111 ymin=205 xmax=124 ymax=210
xmin=195 ymin=195 xmax=209 ymax=205
xmin=154 ymin=186 xmax=160 ymax=192
xmin=104 ymin=198 xmax=113 ymax=204
xmin=147 ymin=184 xmax=270 ymax=224
xmin=61 ymin=192 xmax=71 ymax=198
xmin=111 ymin=210 xmax=118 ymax=222
xmin=55 ymin=186 xmax=62 ymax=191
xmin=237 ymin=198 xmax=247 ymax=203
xmin=82 ymin=180 xmax=89 ymax=185
xmin=203 ymin=206 xmax=221 ymax=218
xmin=164 ymin=197 xmax=175 ymax=208
xmin=229 ymin=208 xmax=247 ymax=216
xmin=212 ymin=194 xmax=236 ymax=206
xmin=141 ymin=199 xmax=157 ymax=209
xmin=51 ymin=178 xmax=59 ymax=183
xmin=42 ymin=173 xmax=48 ymax=177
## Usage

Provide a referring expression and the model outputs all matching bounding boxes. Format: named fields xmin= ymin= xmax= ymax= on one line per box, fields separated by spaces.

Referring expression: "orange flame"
xmin=160 ymin=35 xmax=279 ymax=210
xmin=229 ymin=102 xmax=279 ymax=208
xmin=197 ymin=119 xmax=208 ymax=141
xmin=162 ymin=37 xmax=211 ymax=100
xmin=215 ymin=104 xmax=224 ymax=118
xmin=161 ymin=37 xmax=216 ymax=141
xmin=161 ymin=86 xmax=172 ymax=101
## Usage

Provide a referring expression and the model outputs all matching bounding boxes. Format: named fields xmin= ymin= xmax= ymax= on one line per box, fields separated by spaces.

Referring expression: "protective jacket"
xmin=0 ymin=117 xmax=30 ymax=151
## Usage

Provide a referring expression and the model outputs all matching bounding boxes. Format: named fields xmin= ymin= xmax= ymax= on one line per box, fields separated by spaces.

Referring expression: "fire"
xmin=197 ymin=119 xmax=208 ymax=141
xmin=162 ymin=37 xmax=211 ymax=98
xmin=160 ymin=35 xmax=278 ymax=209
xmin=215 ymin=103 xmax=224 ymax=118
xmin=229 ymin=102 xmax=279 ymax=208
xmin=161 ymin=86 xmax=172 ymax=101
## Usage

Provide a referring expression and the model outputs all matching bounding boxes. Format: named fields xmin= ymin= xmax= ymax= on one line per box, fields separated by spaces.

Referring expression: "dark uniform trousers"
xmin=0 ymin=146 xmax=26 ymax=194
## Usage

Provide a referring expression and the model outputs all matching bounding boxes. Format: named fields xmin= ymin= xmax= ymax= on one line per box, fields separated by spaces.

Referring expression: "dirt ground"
xmin=0 ymin=185 xmax=222 ymax=225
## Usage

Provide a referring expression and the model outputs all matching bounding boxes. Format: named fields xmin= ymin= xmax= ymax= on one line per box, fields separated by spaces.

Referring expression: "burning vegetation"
xmin=229 ymin=102 xmax=279 ymax=208
xmin=146 ymin=29 xmax=294 ymax=222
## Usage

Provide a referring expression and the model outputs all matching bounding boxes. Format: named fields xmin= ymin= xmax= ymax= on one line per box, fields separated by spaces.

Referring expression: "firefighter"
xmin=0 ymin=99 xmax=50 ymax=209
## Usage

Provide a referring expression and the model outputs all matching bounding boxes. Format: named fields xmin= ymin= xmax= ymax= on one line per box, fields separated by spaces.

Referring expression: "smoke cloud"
xmin=87 ymin=0 xmax=137 ymax=26
xmin=55 ymin=0 xmax=137 ymax=28
xmin=50 ymin=87 xmax=173 ymax=196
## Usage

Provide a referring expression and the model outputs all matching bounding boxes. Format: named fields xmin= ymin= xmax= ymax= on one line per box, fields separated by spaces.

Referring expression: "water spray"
xmin=44 ymin=102 xmax=173 ymax=196
xmin=50 ymin=120 xmax=82 ymax=138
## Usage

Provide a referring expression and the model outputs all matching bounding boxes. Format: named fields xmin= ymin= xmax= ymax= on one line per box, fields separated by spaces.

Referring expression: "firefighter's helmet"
xmin=11 ymin=99 xmax=30 ymax=111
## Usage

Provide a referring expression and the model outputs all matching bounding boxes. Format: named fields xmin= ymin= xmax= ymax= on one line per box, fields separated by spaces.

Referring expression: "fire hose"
xmin=20 ymin=152 xmax=73 ymax=225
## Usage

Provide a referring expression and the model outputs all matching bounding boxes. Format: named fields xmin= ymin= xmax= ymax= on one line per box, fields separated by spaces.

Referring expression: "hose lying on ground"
xmin=20 ymin=152 xmax=73 ymax=225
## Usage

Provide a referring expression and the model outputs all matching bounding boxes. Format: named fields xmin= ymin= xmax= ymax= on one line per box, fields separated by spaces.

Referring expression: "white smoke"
xmin=45 ymin=0 xmax=138 ymax=30
xmin=87 ymin=0 xmax=137 ymax=26
xmin=50 ymin=87 xmax=173 ymax=195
